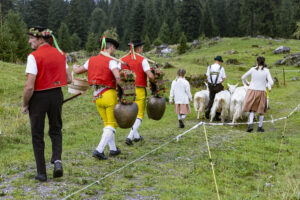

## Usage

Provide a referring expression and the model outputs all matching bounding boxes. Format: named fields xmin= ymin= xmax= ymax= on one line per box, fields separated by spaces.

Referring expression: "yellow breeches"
xmin=95 ymin=89 xmax=118 ymax=129
xmin=135 ymin=87 xmax=146 ymax=119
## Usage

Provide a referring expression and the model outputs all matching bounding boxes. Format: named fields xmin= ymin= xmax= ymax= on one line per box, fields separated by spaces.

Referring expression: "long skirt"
xmin=242 ymin=89 xmax=267 ymax=115
xmin=175 ymin=104 xmax=191 ymax=115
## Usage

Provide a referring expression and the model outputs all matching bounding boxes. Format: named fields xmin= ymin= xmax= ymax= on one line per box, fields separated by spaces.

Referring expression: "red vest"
xmin=30 ymin=44 xmax=67 ymax=91
xmin=88 ymin=54 xmax=116 ymax=88
xmin=122 ymin=54 xmax=147 ymax=87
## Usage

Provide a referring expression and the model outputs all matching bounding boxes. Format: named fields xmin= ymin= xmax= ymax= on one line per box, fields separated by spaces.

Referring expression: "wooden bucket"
xmin=68 ymin=72 xmax=89 ymax=94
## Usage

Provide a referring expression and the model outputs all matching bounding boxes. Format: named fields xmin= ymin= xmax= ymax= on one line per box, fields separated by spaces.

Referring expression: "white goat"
xmin=210 ymin=83 xmax=238 ymax=122
xmin=194 ymin=83 xmax=209 ymax=119
xmin=230 ymin=84 xmax=249 ymax=124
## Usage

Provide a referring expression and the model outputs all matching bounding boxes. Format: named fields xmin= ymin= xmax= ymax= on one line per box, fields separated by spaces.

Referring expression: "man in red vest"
xmin=73 ymin=37 xmax=121 ymax=160
xmin=22 ymin=26 xmax=72 ymax=182
xmin=121 ymin=39 xmax=154 ymax=145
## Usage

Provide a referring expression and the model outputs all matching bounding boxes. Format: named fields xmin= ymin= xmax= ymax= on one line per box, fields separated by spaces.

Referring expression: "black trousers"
xmin=29 ymin=88 xmax=63 ymax=175
xmin=207 ymin=83 xmax=224 ymax=114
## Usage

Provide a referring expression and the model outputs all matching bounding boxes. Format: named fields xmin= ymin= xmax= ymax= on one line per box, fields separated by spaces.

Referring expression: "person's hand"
xmin=22 ymin=105 xmax=29 ymax=114
xmin=72 ymin=64 xmax=79 ymax=73
xmin=169 ymin=100 xmax=173 ymax=104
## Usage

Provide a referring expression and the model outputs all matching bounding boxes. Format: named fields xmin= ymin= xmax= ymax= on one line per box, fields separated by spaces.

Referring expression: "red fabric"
xmin=88 ymin=54 xmax=116 ymax=88
xmin=30 ymin=44 xmax=67 ymax=91
xmin=122 ymin=53 xmax=147 ymax=87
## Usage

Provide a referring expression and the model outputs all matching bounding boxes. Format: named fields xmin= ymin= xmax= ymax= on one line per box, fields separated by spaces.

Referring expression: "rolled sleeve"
xmin=25 ymin=54 xmax=38 ymax=75
xmin=83 ymin=60 xmax=89 ymax=70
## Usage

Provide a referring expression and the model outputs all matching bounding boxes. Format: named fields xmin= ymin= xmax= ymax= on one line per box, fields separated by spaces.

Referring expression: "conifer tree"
xmin=5 ymin=11 xmax=30 ymax=62
xmin=86 ymin=32 xmax=99 ymax=53
xmin=109 ymin=0 xmax=122 ymax=37
xmin=58 ymin=22 xmax=72 ymax=52
xmin=71 ymin=33 xmax=81 ymax=51
xmin=143 ymin=34 xmax=151 ymax=52
xmin=89 ymin=7 xmax=107 ymax=35
xmin=158 ymin=21 xmax=170 ymax=44
xmin=178 ymin=0 xmax=201 ymax=41
xmin=143 ymin=0 xmax=159 ymax=41
xmin=48 ymin=0 xmax=67 ymax=33
xmin=31 ymin=0 xmax=49 ymax=27
xmin=172 ymin=19 xmax=181 ymax=44
xmin=177 ymin=32 xmax=188 ymax=54
xmin=129 ymin=0 xmax=145 ymax=40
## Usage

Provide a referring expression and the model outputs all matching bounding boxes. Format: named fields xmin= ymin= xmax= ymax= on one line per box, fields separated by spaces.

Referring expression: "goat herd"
xmin=194 ymin=83 xmax=249 ymax=123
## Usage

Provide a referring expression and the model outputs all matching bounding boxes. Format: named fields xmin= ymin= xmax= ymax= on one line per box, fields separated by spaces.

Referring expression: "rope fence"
xmin=62 ymin=103 xmax=300 ymax=199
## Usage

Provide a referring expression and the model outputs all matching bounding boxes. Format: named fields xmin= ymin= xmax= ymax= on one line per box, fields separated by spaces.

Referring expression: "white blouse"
xmin=242 ymin=66 xmax=274 ymax=91
xmin=169 ymin=77 xmax=192 ymax=104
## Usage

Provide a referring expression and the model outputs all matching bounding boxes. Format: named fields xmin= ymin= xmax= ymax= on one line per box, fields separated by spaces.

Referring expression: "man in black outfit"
xmin=22 ymin=26 xmax=72 ymax=182
xmin=205 ymin=56 xmax=226 ymax=120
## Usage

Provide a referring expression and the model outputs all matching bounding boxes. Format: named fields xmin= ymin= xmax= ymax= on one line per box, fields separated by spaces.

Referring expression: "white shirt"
xmin=141 ymin=59 xmax=150 ymax=72
xmin=169 ymin=77 xmax=192 ymax=104
xmin=206 ymin=63 xmax=226 ymax=84
xmin=242 ymin=66 xmax=274 ymax=91
xmin=25 ymin=54 xmax=68 ymax=75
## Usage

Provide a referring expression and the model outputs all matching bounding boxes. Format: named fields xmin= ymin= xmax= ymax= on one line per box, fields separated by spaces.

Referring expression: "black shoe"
xmin=257 ymin=127 xmax=265 ymax=132
xmin=213 ymin=116 xmax=221 ymax=121
xmin=125 ymin=138 xmax=133 ymax=145
xmin=109 ymin=147 xmax=121 ymax=156
xmin=53 ymin=161 xmax=63 ymax=178
xmin=93 ymin=150 xmax=108 ymax=160
xmin=134 ymin=136 xmax=144 ymax=142
xmin=247 ymin=124 xmax=253 ymax=132
xmin=178 ymin=120 xmax=184 ymax=128
xmin=35 ymin=174 xmax=47 ymax=182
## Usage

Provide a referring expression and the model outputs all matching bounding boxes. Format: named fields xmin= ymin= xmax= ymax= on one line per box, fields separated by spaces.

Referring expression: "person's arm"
xmin=169 ymin=81 xmax=175 ymax=104
xmin=73 ymin=64 xmax=88 ymax=74
xmin=185 ymin=81 xmax=192 ymax=102
xmin=142 ymin=59 xmax=155 ymax=82
xmin=22 ymin=74 xmax=36 ymax=114
xmin=266 ymin=69 xmax=274 ymax=87
xmin=112 ymin=68 xmax=121 ymax=85
xmin=145 ymin=70 xmax=155 ymax=82
xmin=221 ymin=68 xmax=226 ymax=83
xmin=241 ymin=68 xmax=252 ymax=86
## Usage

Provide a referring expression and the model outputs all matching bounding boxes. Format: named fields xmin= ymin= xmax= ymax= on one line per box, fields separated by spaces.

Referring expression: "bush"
xmin=153 ymin=37 xmax=163 ymax=46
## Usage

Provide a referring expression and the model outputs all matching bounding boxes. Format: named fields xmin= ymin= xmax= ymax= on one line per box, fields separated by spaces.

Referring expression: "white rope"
xmin=62 ymin=103 xmax=300 ymax=199
xmin=62 ymin=122 xmax=204 ymax=200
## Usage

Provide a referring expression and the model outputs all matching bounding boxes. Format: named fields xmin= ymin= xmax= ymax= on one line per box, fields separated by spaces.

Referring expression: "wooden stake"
xmin=283 ymin=67 xmax=286 ymax=86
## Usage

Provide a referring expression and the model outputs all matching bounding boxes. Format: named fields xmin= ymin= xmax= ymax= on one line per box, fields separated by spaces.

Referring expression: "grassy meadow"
xmin=0 ymin=37 xmax=300 ymax=199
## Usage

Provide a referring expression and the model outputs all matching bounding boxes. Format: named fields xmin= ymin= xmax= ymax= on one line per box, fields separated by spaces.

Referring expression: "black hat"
xmin=128 ymin=39 xmax=144 ymax=47
xmin=27 ymin=26 xmax=51 ymax=38
xmin=101 ymin=37 xmax=119 ymax=49
xmin=214 ymin=55 xmax=223 ymax=62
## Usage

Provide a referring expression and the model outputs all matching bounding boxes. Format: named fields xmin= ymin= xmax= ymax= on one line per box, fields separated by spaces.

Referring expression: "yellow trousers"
xmin=95 ymin=89 xmax=118 ymax=129
xmin=135 ymin=87 xmax=146 ymax=119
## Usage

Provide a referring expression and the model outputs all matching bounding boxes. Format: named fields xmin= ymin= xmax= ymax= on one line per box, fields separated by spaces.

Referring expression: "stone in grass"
xmin=164 ymin=62 xmax=175 ymax=69
xmin=226 ymin=58 xmax=241 ymax=65
xmin=295 ymin=61 xmax=300 ymax=67
xmin=292 ymin=77 xmax=300 ymax=81
xmin=273 ymin=46 xmax=290 ymax=54
xmin=252 ymin=44 xmax=259 ymax=48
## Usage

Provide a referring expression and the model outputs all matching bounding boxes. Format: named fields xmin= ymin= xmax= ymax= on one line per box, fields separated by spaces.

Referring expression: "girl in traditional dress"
xmin=169 ymin=68 xmax=192 ymax=128
xmin=242 ymin=56 xmax=273 ymax=132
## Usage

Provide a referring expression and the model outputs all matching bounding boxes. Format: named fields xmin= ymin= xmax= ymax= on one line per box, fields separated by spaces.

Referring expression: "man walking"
xmin=205 ymin=56 xmax=226 ymax=120
xmin=23 ymin=26 xmax=72 ymax=182
xmin=121 ymin=39 xmax=154 ymax=145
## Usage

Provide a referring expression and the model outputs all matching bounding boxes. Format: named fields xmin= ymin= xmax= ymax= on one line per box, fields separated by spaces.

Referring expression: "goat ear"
xmin=227 ymin=83 xmax=230 ymax=87
xmin=235 ymin=83 xmax=239 ymax=87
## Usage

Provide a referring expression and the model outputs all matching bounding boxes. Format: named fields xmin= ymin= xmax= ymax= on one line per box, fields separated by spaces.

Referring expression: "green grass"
xmin=0 ymin=37 xmax=300 ymax=199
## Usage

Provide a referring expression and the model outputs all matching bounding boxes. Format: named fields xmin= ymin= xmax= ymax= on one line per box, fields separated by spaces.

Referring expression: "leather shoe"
xmin=109 ymin=147 xmax=121 ymax=156
xmin=133 ymin=136 xmax=144 ymax=142
xmin=247 ymin=124 xmax=253 ymax=132
xmin=125 ymin=138 xmax=133 ymax=145
xmin=35 ymin=174 xmax=47 ymax=182
xmin=257 ymin=127 xmax=264 ymax=132
xmin=93 ymin=150 xmax=108 ymax=160
xmin=53 ymin=161 xmax=63 ymax=178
